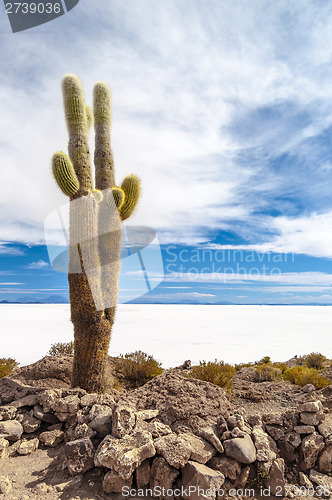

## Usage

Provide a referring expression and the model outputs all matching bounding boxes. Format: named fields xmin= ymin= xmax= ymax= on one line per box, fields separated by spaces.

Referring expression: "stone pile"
xmin=0 ymin=376 xmax=331 ymax=499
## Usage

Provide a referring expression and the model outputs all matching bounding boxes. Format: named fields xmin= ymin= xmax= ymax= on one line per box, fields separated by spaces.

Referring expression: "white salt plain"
xmin=1 ymin=304 xmax=331 ymax=368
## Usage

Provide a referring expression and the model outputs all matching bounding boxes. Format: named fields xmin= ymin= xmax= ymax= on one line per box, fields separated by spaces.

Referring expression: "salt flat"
xmin=1 ymin=304 xmax=331 ymax=367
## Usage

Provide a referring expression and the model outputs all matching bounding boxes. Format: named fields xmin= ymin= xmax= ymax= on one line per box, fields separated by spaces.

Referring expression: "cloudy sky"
xmin=1 ymin=0 xmax=332 ymax=304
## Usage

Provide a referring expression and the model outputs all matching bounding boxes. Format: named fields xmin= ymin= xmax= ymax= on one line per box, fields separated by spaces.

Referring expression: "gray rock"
xmin=265 ymin=458 xmax=285 ymax=496
xmin=181 ymin=433 xmax=216 ymax=464
xmin=112 ymin=405 xmax=136 ymax=438
xmin=33 ymin=404 xmax=59 ymax=424
xmin=154 ymin=433 xmax=192 ymax=469
xmin=88 ymin=406 xmax=112 ymax=436
xmin=300 ymin=412 xmax=322 ymax=426
xmin=136 ymin=409 xmax=159 ymax=420
xmin=298 ymin=401 xmax=323 ymax=412
xmin=95 ymin=430 xmax=155 ymax=479
xmin=309 ymin=469 xmax=332 ymax=490
xmin=216 ymin=416 xmax=228 ymax=435
xmin=80 ymin=393 xmax=99 ymax=407
xmin=136 ymin=459 xmax=151 ymax=488
xmin=224 ymin=434 xmax=256 ymax=464
xmin=103 ymin=470 xmax=132 ymax=494
xmin=299 ymin=432 xmax=325 ymax=471
xmin=39 ymin=429 xmax=64 ymax=447
xmin=0 ymin=420 xmax=23 ymax=441
xmin=207 ymin=455 xmax=241 ymax=481
xmin=17 ymin=438 xmax=39 ymax=455
xmin=285 ymin=431 xmax=301 ymax=449
xmin=21 ymin=413 xmax=41 ymax=433
xmin=227 ymin=414 xmax=246 ymax=431
xmin=302 ymin=384 xmax=315 ymax=393
xmin=150 ymin=456 xmax=179 ymax=489
xmin=0 ymin=406 xmax=17 ymax=421
xmin=294 ymin=425 xmax=316 ymax=434
xmin=265 ymin=424 xmax=285 ymax=441
xmin=64 ymin=437 xmax=95 ymax=476
xmin=252 ymin=425 xmax=276 ymax=462
xmin=38 ymin=389 xmax=62 ymax=413
xmin=74 ymin=423 xmax=95 ymax=440
xmin=54 ymin=395 xmax=80 ymax=421
xmin=181 ymin=461 xmax=225 ymax=500
xmin=10 ymin=394 xmax=39 ymax=408
xmin=318 ymin=445 xmax=332 ymax=474
xmin=262 ymin=413 xmax=284 ymax=426
xmin=318 ymin=418 xmax=332 ymax=438
xmin=199 ymin=427 xmax=224 ymax=453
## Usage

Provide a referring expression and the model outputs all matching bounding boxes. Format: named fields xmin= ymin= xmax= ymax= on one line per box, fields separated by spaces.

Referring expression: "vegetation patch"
xmin=114 ymin=350 xmax=163 ymax=389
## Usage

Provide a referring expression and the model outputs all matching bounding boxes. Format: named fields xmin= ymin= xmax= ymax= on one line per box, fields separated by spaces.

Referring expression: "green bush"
xmin=304 ymin=352 xmax=326 ymax=370
xmin=256 ymin=356 xmax=271 ymax=365
xmin=114 ymin=350 xmax=163 ymax=388
xmin=0 ymin=358 xmax=19 ymax=378
xmin=254 ymin=364 xmax=282 ymax=382
xmin=48 ymin=341 xmax=74 ymax=356
xmin=190 ymin=360 xmax=236 ymax=390
xmin=283 ymin=366 xmax=329 ymax=389
xmin=234 ymin=362 xmax=254 ymax=371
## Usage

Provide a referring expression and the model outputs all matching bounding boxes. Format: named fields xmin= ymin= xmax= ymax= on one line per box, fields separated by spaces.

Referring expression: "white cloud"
xmin=26 ymin=260 xmax=49 ymax=270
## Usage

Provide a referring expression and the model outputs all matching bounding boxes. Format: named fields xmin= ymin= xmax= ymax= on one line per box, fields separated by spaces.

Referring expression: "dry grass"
xmin=283 ymin=366 xmax=330 ymax=389
xmin=190 ymin=360 xmax=236 ymax=391
xmin=48 ymin=341 xmax=74 ymax=356
xmin=0 ymin=358 xmax=19 ymax=378
xmin=114 ymin=350 xmax=163 ymax=388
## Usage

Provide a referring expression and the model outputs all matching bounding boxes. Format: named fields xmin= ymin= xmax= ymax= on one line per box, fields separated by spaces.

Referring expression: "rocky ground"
xmin=0 ymin=355 xmax=331 ymax=500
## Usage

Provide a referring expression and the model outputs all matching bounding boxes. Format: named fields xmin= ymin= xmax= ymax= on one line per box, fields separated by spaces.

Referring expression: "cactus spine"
xmin=52 ymin=74 xmax=141 ymax=393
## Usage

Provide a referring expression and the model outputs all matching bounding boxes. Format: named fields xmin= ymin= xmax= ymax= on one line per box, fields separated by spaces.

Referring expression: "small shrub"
xmin=304 ymin=352 xmax=326 ymax=370
xmin=234 ymin=362 xmax=254 ymax=371
xmin=48 ymin=341 xmax=74 ymax=356
xmin=254 ymin=364 xmax=282 ymax=382
xmin=283 ymin=366 xmax=329 ymax=389
xmin=256 ymin=356 xmax=271 ymax=365
xmin=0 ymin=358 xmax=19 ymax=378
xmin=190 ymin=360 xmax=236 ymax=390
xmin=271 ymin=362 xmax=288 ymax=374
xmin=115 ymin=350 xmax=162 ymax=388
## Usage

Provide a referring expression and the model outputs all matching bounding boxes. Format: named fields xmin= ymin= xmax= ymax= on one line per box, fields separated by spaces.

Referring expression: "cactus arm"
xmin=52 ymin=152 xmax=79 ymax=197
xmin=62 ymin=74 xmax=93 ymax=193
xmin=111 ymin=187 xmax=125 ymax=209
xmin=93 ymin=82 xmax=115 ymax=190
xmin=119 ymin=174 xmax=141 ymax=220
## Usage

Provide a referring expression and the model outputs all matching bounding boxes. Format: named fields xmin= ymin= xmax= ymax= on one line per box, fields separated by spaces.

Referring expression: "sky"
xmin=1 ymin=0 xmax=332 ymax=304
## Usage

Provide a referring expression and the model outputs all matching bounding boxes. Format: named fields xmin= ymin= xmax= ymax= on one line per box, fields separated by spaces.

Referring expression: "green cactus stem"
xmin=52 ymin=152 xmax=79 ymax=197
xmin=120 ymin=174 xmax=141 ymax=221
xmin=111 ymin=187 xmax=125 ymax=209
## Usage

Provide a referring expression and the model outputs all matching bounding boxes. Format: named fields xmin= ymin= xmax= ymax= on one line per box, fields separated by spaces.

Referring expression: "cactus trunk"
xmin=51 ymin=75 xmax=141 ymax=393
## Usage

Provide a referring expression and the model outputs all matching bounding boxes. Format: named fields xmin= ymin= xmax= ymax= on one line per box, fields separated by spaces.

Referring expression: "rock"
xmin=74 ymin=423 xmax=95 ymax=440
xmin=294 ymin=425 xmax=315 ymax=434
xmin=265 ymin=424 xmax=284 ymax=441
xmin=262 ymin=413 xmax=284 ymax=426
xmin=64 ymin=437 xmax=95 ymax=476
xmin=154 ymin=433 xmax=192 ymax=469
xmin=95 ymin=430 xmax=155 ymax=479
xmin=0 ymin=476 xmax=12 ymax=495
xmin=285 ymin=431 xmax=301 ymax=449
xmin=150 ymin=456 xmax=179 ymax=489
xmin=10 ymin=394 xmax=39 ymax=408
xmin=39 ymin=429 xmax=64 ymax=447
xmin=309 ymin=470 xmax=332 ymax=490
xmin=231 ymin=427 xmax=246 ymax=438
xmin=278 ymin=440 xmax=298 ymax=463
xmin=0 ymin=438 xmax=9 ymax=459
xmin=318 ymin=445 xmax=332 ymax=474
xmin=300 ymin=412 xmax=322 ymax=426
xmin=216 ymin=416 xmax=228 ymax=436
xmin=80 ymin=393 xmax=99 ymax=407
xmin=0 ymin=406 xmax=17 ymax=421
xmin=0 ymin=420 xmax=23 ymax=441
xmin=112 ymin=405 xmax=136 ymax=438
xmin=136 ymin=409 xmax=159 ymax=420
xmin=227 ymin=414 xmax=246 ymax=431
xmin=181 ymin=433 xmax=216 ymax=464
xmin=302 ymin=384 xmax=315 ymax=393
xmin=33 ymin=404 xmax=59 ymax=424
xmin=298 ymin=401 xmax=323 ymax=412
xmin=149 ymin=420 xmax=172 ymax=438
xmin=181 ymin=461 xmax=225 ymax=500
xmin=103 ymin=470 xmax=133 ymax=494
xmin=252 ymin=425 xmax=275 ymax=462
xmin=199 ymin=427 xmax=224 ymax=453
xmin=283 ymin=411 xmax=299 ymax=431
xmin=265 ymin=458 xmax=285 ymax=496
xmin=54 ymin=394 xmax=80 ymax=421
xmin=17 ymin=438 xmax=39 ymax=455
xmin=207 ymin=456 xmax=240 ymax=481
xmin=223 ymin=435 xmax=256 ymax=464
xmin=38 ymin=389 xmax=63 ymax=413
xmin=88 ymin=406 xmax=112 ymax=436
xmin=21 ymin=413 xmax=41 ymax=433
xmin=299 ymin=472 xmax=313 ymax=488
xmin=136 ymin=459 xmax=151 ymax=488
xmin=299 ymin=432 xmax=325 ymax=471
xmin=236 ymin=465 xmax=250 ymax=488
xmin=318 ymin=420 xmax=332 ymax=438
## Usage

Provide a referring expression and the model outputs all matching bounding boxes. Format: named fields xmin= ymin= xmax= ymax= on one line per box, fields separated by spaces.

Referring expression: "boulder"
xmin=298 ymin=401 xmax=322 ymax=412
xmin=223 ymin=435 xmax=256 ymax=464
xmin=17 ymin=438 xmax=39 ymax=455
xmin=154 ymin=433 xmax=192 ymax=469
xmin=20 ymin=413 xmax=41 ymax=433
xmin=265 ymin=458 xmax=285 ymax=496
xmin=181 ymin=433 xmax=216 ymax=464
xmin=150 ymin=456 xmax=179 ymax=489
xmin=136 ymin=409 xmax=159 ymax=420
xmin=252 ymin=425 xmax=275 ymax=462
xmin=136 ymin=459 xmax=151 ymax=488
xmin=74 ymin=423 xmax=95 ymax=440
xmin=300 ymin=412 xmax=322 ymax=426
xmin=216 ymin=416 xmax=228 ymax=436
xmin=39 ymin=429 xmax=64 ymax=447
xmin=309 ymin=470 xmax=332 ymax=491
xmin=103 ymin=470 xmax=132 ymax=494
xmin=285 ymin=431 xmax=301 ymax=449
xmin=207 ymin=456 xmax=240 ymax=481
xmin=112 ymin=405 xmax=136 ymax=438
xmin=317 ymin=445 xmax=332 ymax=474
xmin=33 ymin=404 xmax=59 ymax=424
xmin=80 ymin=393 xmax=99 ymax=407
xmin=299 ymin=432 xmax=325 ymax=471
xmin=54 ymin=394 xmax=80 ymax=421
xmin=262 ymin=413 xmax=283 ymax=426
xmin=294 ymin=425 xmax=315 ymax=435
xmin=265 ymin=425 xmax=284 ymax=441
xmin=10 ymin=394 xmax=39 ymax=408
xmin=301 ymin=384 xmax=315 ymax=393
xmin=181 ymin=461 xmax=225 ymax=500
xmin=0 ymin=420 xmax=23 ymax=441
xmin=64 ymin=437 xmax=95 ymax=476
xmin=38 ymin=389 xmax=63 ymax=413
xmin=88 ymin=406 xmax=112 ymax=436
xmin=318 ymin=417 xmax=332 ymax=438
xmin=0 ymin=406 xmax=17 ymax=421
xmin=199 ymin=427 xmax=224 ymax=453
xmin=95 ymin=430 xmax=155 ymax=479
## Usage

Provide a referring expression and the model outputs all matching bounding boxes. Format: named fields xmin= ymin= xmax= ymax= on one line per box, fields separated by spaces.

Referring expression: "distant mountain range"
xmin=0 ymin=295 xmax=69 ymax=304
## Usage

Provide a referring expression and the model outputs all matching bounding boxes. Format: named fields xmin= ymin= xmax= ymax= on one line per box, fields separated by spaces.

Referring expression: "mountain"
xmin=0 ymin=295 xmax=69 ymax=304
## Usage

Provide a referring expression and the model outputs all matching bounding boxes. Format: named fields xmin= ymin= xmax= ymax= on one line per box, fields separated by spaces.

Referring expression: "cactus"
xmin=52 ymin=74 xmax=141 ymax=393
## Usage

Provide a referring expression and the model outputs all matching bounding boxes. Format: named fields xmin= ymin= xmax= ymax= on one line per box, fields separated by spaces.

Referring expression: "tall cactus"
xmin=52 ymin=75 xmax=141 ymax=393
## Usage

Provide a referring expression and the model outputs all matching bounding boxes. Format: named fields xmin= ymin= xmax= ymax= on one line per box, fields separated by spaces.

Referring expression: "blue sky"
xmin=1 ymin=0 xmax=332 ymax=304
